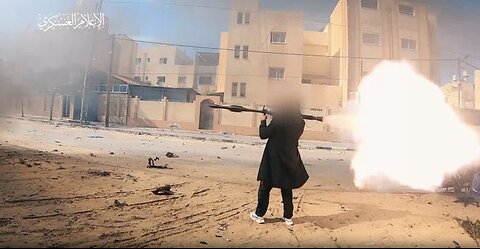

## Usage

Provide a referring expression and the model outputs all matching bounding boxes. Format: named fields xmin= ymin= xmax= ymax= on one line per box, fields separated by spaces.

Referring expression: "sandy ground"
xmin=0 ymin=116 xmax=479 ymax=248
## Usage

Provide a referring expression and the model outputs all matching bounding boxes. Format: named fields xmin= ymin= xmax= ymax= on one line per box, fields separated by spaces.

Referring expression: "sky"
xmin=0 ymin=0 xmax=479 ymax=84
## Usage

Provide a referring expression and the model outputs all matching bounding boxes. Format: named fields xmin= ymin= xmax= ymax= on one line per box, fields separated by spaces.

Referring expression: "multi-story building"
xmin=341 ymin=0 xmax=438 ymax=100
xmin=194 ymin=52 xmax=220 ymax=94
xmin=134 ymin=45 xmax=195 ymax=87
xmin=218 ymin=0 xmax=438 ymax=112
xmin=134 ymin=46 xmax=219 ymax=94
xmin=218 ymin=0 xmax=341 ymax=116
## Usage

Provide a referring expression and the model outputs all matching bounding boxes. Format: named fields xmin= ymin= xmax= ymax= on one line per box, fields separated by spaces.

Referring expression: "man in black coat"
xmin=250 ymin=104 xmax=309 ymax=226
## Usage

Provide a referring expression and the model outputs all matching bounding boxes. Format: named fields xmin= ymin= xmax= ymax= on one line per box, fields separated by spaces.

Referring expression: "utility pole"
xmin=80 ymin=0 xmax=104 ymax=124
xmin=457 ymin=59 xmax=463 ymax=109
xmin=105 ymin=33 xmax=115 ymax=127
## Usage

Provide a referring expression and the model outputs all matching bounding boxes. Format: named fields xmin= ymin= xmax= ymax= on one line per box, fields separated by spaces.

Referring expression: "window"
xmin=234 ymin=45 xmax=241 ymax=59
xmin=159 ymin=58 xmax=167 ymax=64
xmin=135 ymin=58 xmax=141 ymax=64
xmin=237 ymin=12 xmax=243 ymax=24
xmin=147 ymin=58 xmax=150 ymax=63
xmin=134 ymin=76 xmax=141 ymax=81
xmin=362 ymin=33 xmax=381 ymax=46
xmin=245 ymin=12 xmax=250 ymax=24
xmin=231 ymin=82 xmax=238 ymax=97
xmin=240 ymin=82 xmax=246 ymax=97
xmin=119 ymin=85 xmax=127 ymax=93
xmin=98 ymin=85 xmax=106 ymax=92
xmin=302 ymin=79 xmax=312 ymax=84
xmin=178 ymin=76 xmax=186 ymax=85
xmin=269 ymin=67 xmax=285 ymax=79
xmin=401 ymin=38 xmax=417 ymax=50
xmin=112 ymin=85 xmax=127 ymax=93
xmin=361 ymin=0 xmax=378 ymax=10
xmin=242 ymin=45 xmax=249 ymax=59
xmin=399 ymin=4 xmax=415 ymax=16
xmin=157 ymin=76 xmax=165 ymax=85
xmin=270 ymin=32 xmax=286 ymax=44
xmin=199 ymin=76 xmax=213 ymax=85
xmin=145 ymin=76 xmax=149 ymax=81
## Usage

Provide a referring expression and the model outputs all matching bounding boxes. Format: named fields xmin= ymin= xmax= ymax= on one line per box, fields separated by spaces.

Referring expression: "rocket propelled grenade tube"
xmin=209 ymin=104 xmax=323 ymax=122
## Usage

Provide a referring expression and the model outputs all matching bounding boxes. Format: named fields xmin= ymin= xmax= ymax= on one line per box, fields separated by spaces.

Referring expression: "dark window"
xmin=399 ymin=4 xmax=415 ymax=16
xmin=178 ymin=76 xmax=186 ymax=85
xmin=237 ymin=12 xmax=243 ymax=24
xmin=231 ymin=82 xmax=238 ymax=97
xmin=147 ymin=58 xmax=150 ymax=63
xmin=135 ymin=58 xmax=141 ymax=64
xmin=362 ymin=33 xmax=381 ymax=46
xmin=234 ymin=45 xmax=241 ymax=59
xmin=240 ymin=82 xmax=246 ymax=97
xmin=242 ymin=45 xmax=249 ymax=59
xmin=302 ymin=79 xmax=312 ymax=84
xmin=401 ymin=38 xmax=417 ymax=50
xmin=157 ymin=76 xmax=165 ymax=85
xmin=199 ymin=76 xmax=213 ymax=85
xmin=269 ymin=67 xmax=285 ymax=79
xmin=270 ymin=32 xmax=286 ymax=43
xmin=159 ymin=58 xmax=167 ymax=64
xmin=361 ymin=0 xmax=378 ymax=10
xmin=118 ymin=85 xmax=127 ymax=93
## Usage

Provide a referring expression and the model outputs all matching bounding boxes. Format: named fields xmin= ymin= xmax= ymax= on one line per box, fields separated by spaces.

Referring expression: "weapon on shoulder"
xmin=209 ymin=104 xmax=323 ymax=122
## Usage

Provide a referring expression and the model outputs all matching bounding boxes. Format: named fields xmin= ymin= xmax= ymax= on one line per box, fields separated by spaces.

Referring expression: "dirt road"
xmin=0 ymin=117 xmax=479 ymax=247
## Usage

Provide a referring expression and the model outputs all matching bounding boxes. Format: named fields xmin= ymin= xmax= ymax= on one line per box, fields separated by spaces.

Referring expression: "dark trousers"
xmin=255 ymin=182 xmax=293 ymax=219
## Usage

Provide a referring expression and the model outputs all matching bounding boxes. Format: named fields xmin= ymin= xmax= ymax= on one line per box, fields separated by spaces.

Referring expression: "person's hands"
xmin=263 ymin=113 xmax=268 ymax=121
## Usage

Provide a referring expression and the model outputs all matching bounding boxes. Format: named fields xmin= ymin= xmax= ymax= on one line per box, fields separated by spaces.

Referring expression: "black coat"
xmin=257 ymin=115 xmax=309 ymax=189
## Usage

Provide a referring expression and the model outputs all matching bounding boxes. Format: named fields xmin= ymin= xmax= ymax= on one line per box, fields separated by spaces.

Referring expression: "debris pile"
xmin=147 ymin=157 xmax=172 ymax=169
xmin=166 ymin=152 xmax=179 ymax=158
xmin=152 ymin=185 xmax=175 ymax=195
xmin=455 ymin=217 xmax=480 ymax=246
xmin=87 ymin=170 xmax=112 ymax=177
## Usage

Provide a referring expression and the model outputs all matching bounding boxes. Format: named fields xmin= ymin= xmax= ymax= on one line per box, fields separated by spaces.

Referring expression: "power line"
xmin=103 ymin=0 xmax=384 ymax=34
xmin=114 ymin=71 xmax=350 ymax=82
xmin=111 ymin=37 xmax=457 ymax=62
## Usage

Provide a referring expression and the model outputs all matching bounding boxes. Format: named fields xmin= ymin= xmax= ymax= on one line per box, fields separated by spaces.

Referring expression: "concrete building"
xmin=217 ymin=0 xmax=341 ymax=116
xmin=134 ymin=46 xmax=219 ymax=94
xmin=342 ymin=0 xmax=438 ymax=99
xmin=134 ymin=45 xmax=195 ymax=88
xmin=442 ymin=82 xmax=475 ymax=109
xmin=218 ymin=0 xmax=438 ymax=108
xmin=194 ymin=52 xmax=220 ymax=95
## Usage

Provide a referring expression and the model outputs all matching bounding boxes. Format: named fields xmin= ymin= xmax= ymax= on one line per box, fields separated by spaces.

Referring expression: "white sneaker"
xmin=250 ymin=212 xmax=265 ymax=224
xmin=283 ymin=217 xmax=294 ymax=226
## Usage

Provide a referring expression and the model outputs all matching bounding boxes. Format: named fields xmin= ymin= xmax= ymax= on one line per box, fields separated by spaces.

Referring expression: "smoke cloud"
xmin=339 ymin=61 xmax=480 ymax=191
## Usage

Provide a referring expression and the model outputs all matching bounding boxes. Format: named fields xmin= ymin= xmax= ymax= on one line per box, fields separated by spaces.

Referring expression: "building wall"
xmin=217 ymin=32 xmax=229 ymax=94
xmin=195 ymin=65 xmax=218 ymax=94
xmin=442 ymin=82 xmax=475 ymax=109
xmin=475 ymin=71 xmax=480 ymax=110
xmin=115 ymin=34 xmax=138 ymax=78
xmin=220 ymin=0 xmax=341 ymax=112
xmin=329 ymin=0 xmax=350 ymax=103
xmin=0 ymin=93 xmax=66 ymax=119
xmin=135 ymin=45 xmax=195 ymax=88
xmin=97 ymin=94 xmax=129 ymax=124
xmin=346 ymin=0 xmax=436 ymax=97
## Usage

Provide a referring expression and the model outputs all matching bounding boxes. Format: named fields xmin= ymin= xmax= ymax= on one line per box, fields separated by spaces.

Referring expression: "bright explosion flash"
xmin=351 ymin=61 xmax=480 ymax=191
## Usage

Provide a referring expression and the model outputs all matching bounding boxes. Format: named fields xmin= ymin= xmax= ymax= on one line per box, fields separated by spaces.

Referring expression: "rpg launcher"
xmin=209 ymin=104 xmax=323 ymax=122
